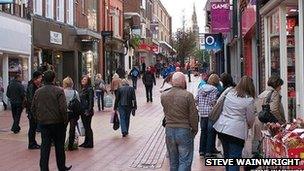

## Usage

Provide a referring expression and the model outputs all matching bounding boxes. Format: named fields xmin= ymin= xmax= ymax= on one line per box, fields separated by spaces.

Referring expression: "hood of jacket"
xmin=199 ymin=84 xmax=217 ymax=97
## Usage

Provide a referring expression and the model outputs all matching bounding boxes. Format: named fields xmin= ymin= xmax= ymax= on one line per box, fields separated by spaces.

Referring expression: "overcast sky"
xmin=160 ymin=0 xmax=207 ymax=33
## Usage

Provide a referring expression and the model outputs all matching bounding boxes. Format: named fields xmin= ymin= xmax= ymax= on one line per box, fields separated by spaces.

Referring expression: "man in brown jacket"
xmin=161 ymin=72 xmax=199 ymax=171
xmin=32 ymin=70 xmax=71 ymax=171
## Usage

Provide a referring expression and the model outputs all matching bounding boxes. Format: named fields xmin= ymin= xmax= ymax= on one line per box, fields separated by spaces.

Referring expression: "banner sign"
xmin=0 ymin=0 xmax=13 ymax=4
xmin=211 ymin=0 xmax=231 ymax=33
xmin=204 ymin=34 xmax=223 ymax=50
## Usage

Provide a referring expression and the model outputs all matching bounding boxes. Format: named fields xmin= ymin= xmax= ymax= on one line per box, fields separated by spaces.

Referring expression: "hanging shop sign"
xmin=211 ymin=0 xmax=231 ymax=33
xmin=204 ymin=34 xmax=223 ymax=50
xmin=0 ymin=0 xmax=13 ymax=4
xmin=242 ymin=0 xmax=256 ymax=35
xmin=151 ymin=44 xmax=159 ymax=53
xmin=50 ymin=31 xmax=62 ymax=45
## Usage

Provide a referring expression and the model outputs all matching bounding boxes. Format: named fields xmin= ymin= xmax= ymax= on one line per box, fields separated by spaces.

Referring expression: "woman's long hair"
xmin=81 ymin=75 xmax=92 ymax=88
xmin=234 ymin=76 xmax=256 ymax=98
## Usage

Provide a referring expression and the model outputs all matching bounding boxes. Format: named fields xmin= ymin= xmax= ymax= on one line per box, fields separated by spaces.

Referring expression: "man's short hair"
xmin=33 ymin=71 xmax=43 ymax=80
xmin=172 ymin=72 xmax=186 ymax=88
xmin=43 ymin=70 xmax=56 ymax=84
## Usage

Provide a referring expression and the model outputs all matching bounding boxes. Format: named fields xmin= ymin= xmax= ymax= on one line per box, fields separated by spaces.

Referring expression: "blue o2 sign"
xmin=0 ymin=0 xmax=14 ymax=4
xmin=204 ymin=34 xmax=223 ymax=51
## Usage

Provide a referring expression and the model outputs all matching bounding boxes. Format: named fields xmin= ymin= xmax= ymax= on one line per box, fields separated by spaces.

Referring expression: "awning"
xmin=159 ymin=41 xmax=176 ymax=53
xmin=76 ymin=28 xmax=101 ymax=40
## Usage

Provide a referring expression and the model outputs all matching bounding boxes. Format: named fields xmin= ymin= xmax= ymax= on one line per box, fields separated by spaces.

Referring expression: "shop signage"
xmin=102 ymin=31 xmax=113 ymax=37
xmin=50 ymin=31 xmax=62 ymax=45
xmin=0 ymin=0 xmax=13 ymax=4
xmin=241 ymin=0 xmax=256 ymax=35
xmin=211 ymin=0 xmax=231 ymax=33
xmin=204 ymin=34 xmax=223 ymax=50
xmin=151 ymin=44 xmax=159 ymax=53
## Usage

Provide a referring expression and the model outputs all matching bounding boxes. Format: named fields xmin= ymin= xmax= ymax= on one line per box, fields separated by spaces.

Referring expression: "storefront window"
xmin=286 ymin=6 xmax=298 ymax=120
xmin=8 ymin=57 xmax=29 ymax=86
xmin=269 ymin=10 xmax=280 ymax=76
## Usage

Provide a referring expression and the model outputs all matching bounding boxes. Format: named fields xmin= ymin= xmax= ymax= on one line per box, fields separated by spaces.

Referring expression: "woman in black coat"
xmin=79 ymin=75 xmax=94 ymax=148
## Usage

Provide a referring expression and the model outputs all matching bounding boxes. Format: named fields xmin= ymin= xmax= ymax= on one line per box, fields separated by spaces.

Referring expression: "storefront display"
xmin=262 ymin=118 xmax=304 ymax=169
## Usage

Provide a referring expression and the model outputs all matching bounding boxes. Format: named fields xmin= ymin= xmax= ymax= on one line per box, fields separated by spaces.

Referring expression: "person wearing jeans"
xmin=165 ymin=127 xmax=194 ymax=171
xmin=6 ymin=74 xmax=25 ymax=134
xmin=161 ymin=72 xmax=199 ymax=171
xmin=213 ymin=76 xmax=256 ymax=171
xmin=94 ymin=74 xmax=106 ymax=111
xmin=114 ymin=79 xmax=137 ymax=137
xmin=196 ymin=74 xmax=220 ymax=157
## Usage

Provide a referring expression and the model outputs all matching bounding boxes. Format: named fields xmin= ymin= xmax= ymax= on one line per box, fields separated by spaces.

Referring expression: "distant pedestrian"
xmin=187 ymin=63 xmax=191 ymax=82
xmin=26 ymin=71 xmax=43 ymax=149
xmin=6 ymin=74 xmax=25 ymax=134
xmin=114 ymin=79 xmax=137 ymax=137
xmin=110 ymin=73 xmax=122 ymax=97
xmin=143 ymin=67 xmax=156 ymax=102
xmin=141 ymin=62 xmax=146 ymax=74
xmin=31 ymin=70 xmax=72 ymax=171
xmin=196 ymin=74 xmax=220 ymax=158
xmin=94 ymin=74 xmax=106 ymax=111
xmin=213 ymin=76 xmax=256 ymax=171
xmin=161 ymin=72 xmax=199 ymax=171
xmin=129 ymin=67 xmax=140 ymax=89
xmin=79 ymin=75 xmax=94 ymax=148
xmin=63 ymin=77 xmax=80 ymax=151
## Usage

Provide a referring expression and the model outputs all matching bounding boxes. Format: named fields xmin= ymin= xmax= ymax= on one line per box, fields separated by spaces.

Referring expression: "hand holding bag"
xmin=209 ymin=87 xmax=232 ymax=124
xmin=258 ymin=90 xmax=278 ymax=123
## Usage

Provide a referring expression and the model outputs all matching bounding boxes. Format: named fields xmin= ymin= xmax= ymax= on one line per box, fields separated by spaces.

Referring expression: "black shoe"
xmin=122 ymin=132 xmax=128 ymax=137
xmin=65 ymin=165 xmax=72 ymax=171
xmin=28 ymin=144 xmax=40 ymax=150
xmin=83 ymin=145 xmax=93 ymax=148
xmin=150 ymin=99 xmax=153 ymax=102
xmin=13 ymin=130 xmax=20 ymax=134
xmin=147 ymin=99 xmax=149 ymax=102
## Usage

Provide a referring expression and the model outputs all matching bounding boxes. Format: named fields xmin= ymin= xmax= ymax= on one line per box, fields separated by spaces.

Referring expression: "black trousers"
xmin=28 ymin=117 xmax=38 ymax=147
xmin=11 ymin=102 xmax=23 ymax=132
xmin=81 ymin=114 xmax=93 ymax=147
xmin=132 ymin=77 xmax=138 ymax=89
xmin=68 ymin=116 xmax=79 ymax=148
xmin=96 ymin=91 xmax=105 ymax=111
xmin=40 ymin=123 xmax=66 ymax=171
xmin=145 ymin=86 xmax=153 ymax=102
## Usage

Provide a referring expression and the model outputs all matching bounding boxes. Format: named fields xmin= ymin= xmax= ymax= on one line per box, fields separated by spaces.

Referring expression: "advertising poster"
xmin=211 ymin=0 xmax=231 ymax=33
xmin=204 ymin=34 xmax=223 ymax=51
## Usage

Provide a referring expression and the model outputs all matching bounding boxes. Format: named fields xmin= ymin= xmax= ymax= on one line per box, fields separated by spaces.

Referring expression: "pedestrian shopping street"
xmin=0 ymin=76 xmax=224 ymax=171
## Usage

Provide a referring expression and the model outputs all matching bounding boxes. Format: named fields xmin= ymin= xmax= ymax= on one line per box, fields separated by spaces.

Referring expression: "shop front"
xmin=32 ymin=17 xmax=79 ymax=86
xmin=104 ymin=37 xmax=125 ymax=83
xmin=261 ymin=0 xmax=304 ymax=120
xmin=0 ymin=12 xmax=31 ymax=110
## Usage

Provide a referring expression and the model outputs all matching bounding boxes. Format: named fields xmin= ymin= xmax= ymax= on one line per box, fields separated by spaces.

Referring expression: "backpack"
xmin=68 ymin=91 xmax=85 ymax=118
xmin=131 ymin=69 xmax=139 ymax=77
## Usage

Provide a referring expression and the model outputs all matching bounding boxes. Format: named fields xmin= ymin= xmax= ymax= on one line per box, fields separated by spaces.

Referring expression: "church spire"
xmin=192 ymin=3 xmax=198 ymax=27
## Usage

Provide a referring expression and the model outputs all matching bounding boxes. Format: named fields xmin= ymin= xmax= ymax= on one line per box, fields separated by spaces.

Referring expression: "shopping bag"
xmin=113 ymin=111 xmax=120 ymax=131
xmin=104 ymin=94 xmax=113 ymax=108
xmin=77 ymin=119 xmax=85 ymax=136
xmin=110 ymin=111 xmax=115 ymax=123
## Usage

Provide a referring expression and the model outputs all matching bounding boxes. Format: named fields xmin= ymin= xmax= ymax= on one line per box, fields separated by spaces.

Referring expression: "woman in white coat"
xmin=213 ymin=76 xmax=256 ymax=171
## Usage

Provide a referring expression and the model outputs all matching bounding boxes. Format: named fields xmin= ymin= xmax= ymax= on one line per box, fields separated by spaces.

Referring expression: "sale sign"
xmin=211 ymin=0 xmax=231 ymax=33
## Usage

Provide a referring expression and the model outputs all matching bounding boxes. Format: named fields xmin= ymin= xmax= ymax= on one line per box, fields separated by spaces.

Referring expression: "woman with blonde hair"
xmin=213 ymin=76 xmax=255 ymax=171
xmin=63 ymin=76 xmax=80 ymax=151
xmin=196 ymin=73 xmax=220 ymax=157
xmin=111 ymin=73 xmax=122 ymax=97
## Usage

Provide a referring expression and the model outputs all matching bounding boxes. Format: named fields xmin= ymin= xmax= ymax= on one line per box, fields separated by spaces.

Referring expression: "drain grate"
xmin=130 ymin=123 xmax=166 ymax=169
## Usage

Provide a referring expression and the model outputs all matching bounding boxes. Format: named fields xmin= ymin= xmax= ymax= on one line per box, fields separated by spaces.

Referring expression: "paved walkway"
xmin=0 ymin=75 xmax=224 ymax=171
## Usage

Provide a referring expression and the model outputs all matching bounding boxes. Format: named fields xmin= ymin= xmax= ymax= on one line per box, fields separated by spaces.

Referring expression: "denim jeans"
xmin=199 ymin=117 xmax=216 ymax=155
xmin=96 ymin=91 xmax=104 ymax=111
xmin=118 ymin=105 xmax=132 ymax=134
xmin=218 ymin=133 xmax=244 ymax=171
xmin=165 ymin=127 xmax=194 ymax=171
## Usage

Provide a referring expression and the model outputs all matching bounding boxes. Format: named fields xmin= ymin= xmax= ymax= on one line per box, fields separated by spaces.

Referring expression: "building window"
xmin=46 ymin=0 xmax=54 ymax=19
xmin=81 ymin=0 xmax=85 ymax=14
xmin=66 ymin=0 xmax=74 ymax=25
xmin=56 ymin=0 xmax=64 ymax=22
xmin=34 ymin=0 xmax=42 ymax=15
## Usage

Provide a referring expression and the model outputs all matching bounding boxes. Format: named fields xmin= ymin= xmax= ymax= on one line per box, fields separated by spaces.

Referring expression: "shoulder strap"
xmin=73 ymin=90 xmax=77 ymax=99
xmin=265 ymin=90 xmax=274 ymax=104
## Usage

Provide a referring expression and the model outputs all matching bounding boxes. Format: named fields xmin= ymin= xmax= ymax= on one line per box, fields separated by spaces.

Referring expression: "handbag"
xmin=209 ymin=87 xmax=232 ymax=124
xmin=77 ymin=119 xmax=85 ymax=136
xmin=104 ymin=94 xmax=113 ymax=108
xmin=258 ymin=90 xmax=278 ymax=123
xmin=113 ymin=111 xmax=120 ymax=131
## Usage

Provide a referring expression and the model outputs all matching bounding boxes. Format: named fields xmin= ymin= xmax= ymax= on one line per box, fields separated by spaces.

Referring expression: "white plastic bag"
xmin=104 ymin=94 xmax=113 ymax=108
xmin=77 ymin=119 xmax=85 ymax=137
